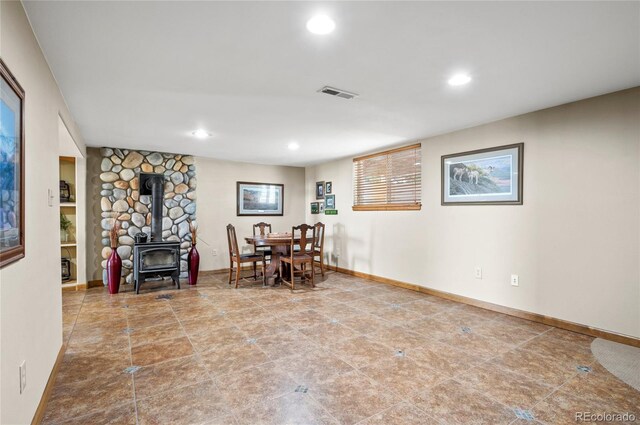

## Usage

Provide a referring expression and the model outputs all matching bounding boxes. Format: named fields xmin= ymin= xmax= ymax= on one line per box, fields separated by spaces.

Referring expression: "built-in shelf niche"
xmin=59 ymin=156 xmax=79 ymax=288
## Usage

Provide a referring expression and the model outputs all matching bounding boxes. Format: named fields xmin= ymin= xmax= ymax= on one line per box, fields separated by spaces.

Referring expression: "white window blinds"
xmin=353 ymin=143 xmax=422 ymax=211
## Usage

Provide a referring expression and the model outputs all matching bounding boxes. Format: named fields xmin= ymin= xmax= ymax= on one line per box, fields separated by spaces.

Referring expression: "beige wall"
xmin=306 ymin=88 xmax=640 ymax=338
xmin=197 ymin=157 xmax=306 ymax=271
xmin=0 ymin=2 xmax=86 ymax=423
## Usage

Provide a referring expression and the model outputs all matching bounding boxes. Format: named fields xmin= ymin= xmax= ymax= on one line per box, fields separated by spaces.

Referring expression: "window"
xmin=353 ymin=143 xmax=422 ymax=211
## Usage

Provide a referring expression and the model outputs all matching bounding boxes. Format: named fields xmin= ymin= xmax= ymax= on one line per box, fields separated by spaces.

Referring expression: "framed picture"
xmin=325 ymin=194 xmax=335 ymax=210
xmin=0 ymin=59 xmax=25 ymax=268
xmin=319 ymin=203 xmax=325 ymax=213
xmin=315 ymin=181 xmax=324 ymax=199
xmin=442 ymin=143 xmax=523 ymax=205
xmin=237 ymin=181 xmax=284 ymax=216
xmin=310 ymin=202 xmax=319 ymax=214
xmin=325 ymin=181 xmax=332 ymax=194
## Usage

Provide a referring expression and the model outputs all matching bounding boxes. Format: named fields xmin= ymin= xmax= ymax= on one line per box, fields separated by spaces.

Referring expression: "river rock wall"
xmin=98 ymin=147 xmax=197 ymax=284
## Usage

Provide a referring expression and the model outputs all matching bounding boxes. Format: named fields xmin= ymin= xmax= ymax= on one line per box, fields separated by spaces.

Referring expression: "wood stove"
xmin=133 ymin=240 xmax=180 ymax=293
xmin=133 ymin=172 xmax=181 ymax=294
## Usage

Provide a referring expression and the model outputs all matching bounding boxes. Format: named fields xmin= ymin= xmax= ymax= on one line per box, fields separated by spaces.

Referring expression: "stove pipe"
xmin=139 ymin=173 xmax=165 ymax=242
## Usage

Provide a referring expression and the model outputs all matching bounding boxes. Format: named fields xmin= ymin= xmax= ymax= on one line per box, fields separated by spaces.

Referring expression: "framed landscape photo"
xmin=325 ymin=194 xmax=335 ymax=210
xmin=310 ymin=202 xmax=319 ymax=214
xmin=325 ymin=181 xmax=332 ymax=194
xmin=237 ymin=182 xmax=284 ymax=216
xmin=0 ymin=59 xmax=25 ymax=268
xmin=442 ymin=143 xmax=523 ymax=205
xmin=315 ymin=181 xmax=324 ymax=199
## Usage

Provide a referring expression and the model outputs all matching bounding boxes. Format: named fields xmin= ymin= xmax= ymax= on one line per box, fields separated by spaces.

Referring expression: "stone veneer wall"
xmin=98 ymin=147 xmax=196 ymax=284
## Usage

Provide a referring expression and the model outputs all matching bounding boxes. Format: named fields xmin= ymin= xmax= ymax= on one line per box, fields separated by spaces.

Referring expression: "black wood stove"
xmin=133 ymin=173 xmax=180 ymax=294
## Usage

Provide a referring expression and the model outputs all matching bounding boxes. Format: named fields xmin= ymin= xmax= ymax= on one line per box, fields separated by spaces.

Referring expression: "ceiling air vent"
xmin=318 ymin=86 xmax=358 ymax=100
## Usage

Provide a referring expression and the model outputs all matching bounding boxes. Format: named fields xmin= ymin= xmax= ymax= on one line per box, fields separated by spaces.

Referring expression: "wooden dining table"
xmin=245 ymin=233 xmax=300 ymax=284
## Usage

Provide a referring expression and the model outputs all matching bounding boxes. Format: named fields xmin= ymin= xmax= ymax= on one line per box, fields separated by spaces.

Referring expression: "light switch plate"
xmin=19 ymin=360 xmax=26 ymax=394
xmin=474 ymin=267 xmax=482 ymax=279
xmin=511 ymin=274 xmax=519 ymax=286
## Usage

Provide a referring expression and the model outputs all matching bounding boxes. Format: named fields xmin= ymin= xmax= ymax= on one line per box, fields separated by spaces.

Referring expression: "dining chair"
xmin=313 ymin=222 xmax=325 ymax=277
xmin=252 ymin=222 xmax=273 ymax=260
xmin=226 ymin=224 xmax=266 ymax=288
xmin=280 ymin=224 xmax=315 ymax=290
xmin=252 ymin=222 xmax=272 ymax=237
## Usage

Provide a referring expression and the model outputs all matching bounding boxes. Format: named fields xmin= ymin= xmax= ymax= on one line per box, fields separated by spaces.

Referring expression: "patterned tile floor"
xmin=46 ymin=272 xmax=640 ymax=424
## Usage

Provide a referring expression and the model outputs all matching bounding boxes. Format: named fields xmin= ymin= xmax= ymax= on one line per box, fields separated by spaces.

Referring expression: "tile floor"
xmin=46 ymin=271 xmax=640 ymax=424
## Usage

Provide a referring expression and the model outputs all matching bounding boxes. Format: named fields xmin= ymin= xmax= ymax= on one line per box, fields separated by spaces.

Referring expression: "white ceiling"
xmin=24 ymin=1 xmax=640 ymax=167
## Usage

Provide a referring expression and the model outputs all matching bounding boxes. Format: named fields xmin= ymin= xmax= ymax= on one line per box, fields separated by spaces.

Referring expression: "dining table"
xmin=245 ymin=232 xmax=301 ymax=284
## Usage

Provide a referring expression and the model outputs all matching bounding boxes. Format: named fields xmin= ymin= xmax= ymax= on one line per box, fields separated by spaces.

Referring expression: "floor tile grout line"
xmin=449 ymin=375 xmax=540 ymax=421
xmin=457 ymin=327 xmax=562 ymax=390
xmin=353 ymin=400 xmax=447 ymax=425
xmin=447 ymin=321 xmax=587 ymax=423
xmin=288 ymin=383 xmax=344 ymax=425
xmin=166 ymin=296 xmax=241 ymax=423
xmin=489 ymin=330 xmax=593 ymax=391
xmin=430 ymin=325 xmax=561 ymax=421
xmin=125 ymin=299 xmax=140 ymax=425
xmin=525 ymin=366 xmax=588 ymax=424
xmin=61 ymin=292 xmax=85 ymax=346
xmin=300 ymin=368 xmax=397 ymax=425
xmin=50 ymin=294 xmax=132 ymax=424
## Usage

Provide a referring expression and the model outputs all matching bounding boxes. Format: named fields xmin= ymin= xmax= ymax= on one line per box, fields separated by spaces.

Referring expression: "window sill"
xmin=352 ymin=204 xmax=421 ymax=211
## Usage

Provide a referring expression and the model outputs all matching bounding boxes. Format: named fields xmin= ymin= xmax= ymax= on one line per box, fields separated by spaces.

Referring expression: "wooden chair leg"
xmin=320 ymin=254 xmax=324 ymax=277
xmin=261 ymin=257 xmax=266 ymax=286
xmin=310 ymin=260 xmax=315 ymax=287
xmin=252 ymin=262 xmax=257 ymax=280
xmin=228 ymin=260 xmax=233 ymax=284
xmin=235 ymin=262 xmax=241 ymax=288
xmin=290 ymin=261 xmax=295 ymax=291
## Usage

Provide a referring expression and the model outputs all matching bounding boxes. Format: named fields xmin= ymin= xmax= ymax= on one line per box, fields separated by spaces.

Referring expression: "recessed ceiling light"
xmin=448 ymin=73 xmax=472 ymax=86
xmin=191 ymin=129 xmax=211 ymax=139
xmin=288 ymin=142 xmax=300 ymax=151
xmin=306 ymin=15 xmax=335 ymax=35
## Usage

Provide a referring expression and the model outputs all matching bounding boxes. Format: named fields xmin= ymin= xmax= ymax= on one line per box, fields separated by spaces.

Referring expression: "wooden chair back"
xmin=314 ymin=222 xmax=325 ymax=250
xmin=253 ymin=222 xmax=272 ymax=237
xmin=291 ymin=224 xmax=315 ymax=254
xmin=226 ymin=224 xmax=240 ymax=258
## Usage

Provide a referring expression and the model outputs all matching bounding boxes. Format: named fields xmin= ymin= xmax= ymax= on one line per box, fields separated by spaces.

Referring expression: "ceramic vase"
xmin=188 ymin=243 xmax=200 ymax=285
xmin=106 ymin=248 xmax=122 ymax=294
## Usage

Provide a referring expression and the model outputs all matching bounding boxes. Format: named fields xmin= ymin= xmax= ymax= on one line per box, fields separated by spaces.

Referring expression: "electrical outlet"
xmin=474 ymin=267 xmax=482 ymax=279
xmin=511 ymin=274 xmax=519 ymax=286
xmin=19 ymin=361 xmax=26 ymax=394
xmin=212 ymin=249 xmax=218 ymax=256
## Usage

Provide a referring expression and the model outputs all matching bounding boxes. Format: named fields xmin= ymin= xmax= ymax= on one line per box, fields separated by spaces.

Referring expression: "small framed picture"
xmin=319 ymin=203 xmax=325 ymax=213
xmin=442 ymin=143 xmax=523 ymax=205
xmin=325 ymin=181 xmax=332 ymax=194
xmin=315 ymin=181 xmax=325 ymax=199
xmin=325 ymin=194 xmax=335 ymax=210
xmin=310 ymin=202 xmax=319 ymax=214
